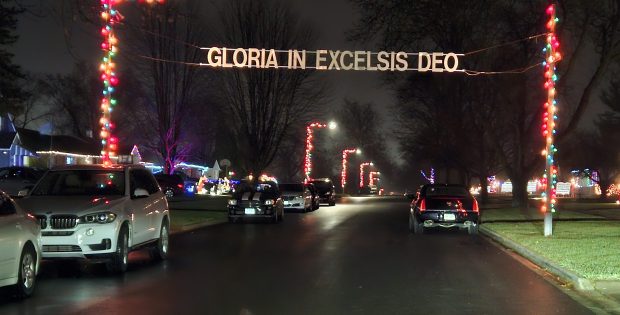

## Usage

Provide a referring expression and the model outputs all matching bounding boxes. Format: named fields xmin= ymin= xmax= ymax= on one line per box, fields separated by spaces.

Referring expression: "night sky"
xmin=10 ymin=0 xmax=606 ymax=162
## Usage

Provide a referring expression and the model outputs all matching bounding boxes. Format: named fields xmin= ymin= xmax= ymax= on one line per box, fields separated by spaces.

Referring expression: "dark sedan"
xmin=408 ymin=184 xmax=480 ymax=235
xmin=154 ymin=174 xmax=185 ymax=198
xmin=228 ymin=180 xmax=284 ymax=223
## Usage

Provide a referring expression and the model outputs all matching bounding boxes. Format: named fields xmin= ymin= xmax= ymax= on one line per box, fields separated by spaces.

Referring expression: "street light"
xmin=304 ymin=121 xmax=337 ymax=181
xmin=359 ymin=161 xmax=373 ymax=189
xmin=341 ymin=148 xmax=361 ymax=193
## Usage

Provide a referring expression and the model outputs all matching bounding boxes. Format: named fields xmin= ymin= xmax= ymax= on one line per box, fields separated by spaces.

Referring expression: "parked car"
xmin=305 ymin=183 xmax=320 ymax=210
xmin=228 ymin=179 xmax=284 ymax=223
xmin=173 ymin=171 xmax=199 ymax=194
xmin=280 ymin=183 xmax=313 ymax=212
xmin=408 ymin=184 xmax=480 ymax=235
xmin=308 ymin=178 xmax=336 ymax=206
xmin=0 ymin=190 xmax=41 ymax=298
xmin=154 ymin=174 xmax=185 ymax=198
xmin=16 ymin=164 xmax=170 ymax=274
xmin=0 ymin=167 xmax=45 ymax=197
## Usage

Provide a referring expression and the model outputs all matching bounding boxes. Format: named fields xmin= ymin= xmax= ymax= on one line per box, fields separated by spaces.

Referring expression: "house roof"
xmin=15 ymin=128 xmax=101 ymax=155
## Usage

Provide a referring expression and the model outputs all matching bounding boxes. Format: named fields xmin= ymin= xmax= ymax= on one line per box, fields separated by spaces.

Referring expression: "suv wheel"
xmin=14 ymin=245 xmax=36 ymax=298
xmin=151 ymin=218 xmax=169 ymax=261
xmin=164 ymin=189 xmax=174 ymax=198
xmin=107 ymin=226 xmax=129 ymax=274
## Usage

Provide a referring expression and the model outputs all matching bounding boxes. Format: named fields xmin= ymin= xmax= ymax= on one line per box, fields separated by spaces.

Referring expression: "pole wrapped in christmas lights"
xmin=303 ymin=121 xmax=336 ymax=181
xmin=99 ymin=0 xmax=164 ymax=165
xmin=369 ymin=171 xmax=380 ymax=186
xmin=341 ymin=148 xmax=360 ymax=193
xmin=541 ymin=3 xmax=561 ymax=236
xmin=359 ymin=162 xmax=373 ymax=188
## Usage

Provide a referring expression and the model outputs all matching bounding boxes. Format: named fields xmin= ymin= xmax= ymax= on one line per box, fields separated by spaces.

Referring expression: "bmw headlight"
xmin=79 ymin=212 xmax=117 ymax=224
xmin=264 ymin=199 xmax=274 ymax=205
xmin=228 ymin=199 xmax=238 ymax=206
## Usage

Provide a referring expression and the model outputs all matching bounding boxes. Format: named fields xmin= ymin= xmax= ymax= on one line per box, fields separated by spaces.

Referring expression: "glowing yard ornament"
xmin=99 ymin=0 xmax=164 ymax=165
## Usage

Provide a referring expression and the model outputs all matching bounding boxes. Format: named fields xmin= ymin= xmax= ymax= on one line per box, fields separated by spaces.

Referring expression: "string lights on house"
xmin=341 ymin=148 xmax=360 ymax=191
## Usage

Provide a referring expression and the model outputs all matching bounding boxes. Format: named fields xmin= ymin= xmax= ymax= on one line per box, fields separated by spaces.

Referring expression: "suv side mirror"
xmin=133 ymin=188 xmax=150 ymax=198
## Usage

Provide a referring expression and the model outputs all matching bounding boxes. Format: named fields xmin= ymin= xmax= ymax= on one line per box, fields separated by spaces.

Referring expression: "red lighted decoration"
xmin=359 ymin=162 xmax=373 ymax=188
xmin=369 ymin=171 xmax=380 ymax=186
xmin=341 ymin=148 xmax=359 ymax=190
xmin=540 ymin=3 xmax=561 ymax=215
xmin=303 ymin=122 xmax=327 ymax=180
xmin=99 ymin=0 xmax=164 ymax=165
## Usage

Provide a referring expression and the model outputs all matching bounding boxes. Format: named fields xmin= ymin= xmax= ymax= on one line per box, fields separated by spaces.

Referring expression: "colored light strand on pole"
xmin=341 ymin=148 xmax=359 ymax=191
xmin=99 ymin=0 xmax=164 ymax=166
xmin=540 ymin=3 xmax=561 ymax=216
xmin=303 ymin=122 xmax=327 ymax=181
xmin=359 ymin=162 xmax=373 ymax=188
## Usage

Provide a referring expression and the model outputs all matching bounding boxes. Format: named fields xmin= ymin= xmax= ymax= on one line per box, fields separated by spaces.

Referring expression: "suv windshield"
xmin=31 ymin=170 xmax=125 ymax=196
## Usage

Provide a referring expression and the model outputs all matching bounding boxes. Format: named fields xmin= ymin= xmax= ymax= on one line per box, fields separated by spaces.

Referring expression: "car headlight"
xmin=79 ymin=212 xmax=117 ymax=224
xmin=228 ymin=199 xmax=238 ymax=206
xmin=264 ymin=199 xmax=274 ymax=205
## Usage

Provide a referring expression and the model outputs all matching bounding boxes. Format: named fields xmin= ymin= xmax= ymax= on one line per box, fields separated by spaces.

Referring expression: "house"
xmin=0 ymin=116 xmax=139 ymax=168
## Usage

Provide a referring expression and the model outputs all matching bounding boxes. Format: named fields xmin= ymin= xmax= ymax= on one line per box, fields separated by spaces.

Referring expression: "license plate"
xmin=283 ymin=201 xmax=290 ymax=206
xmin=444 ymin=213 xmax=456 ymax=221
xmin=244 ymin=208 xmax=255 ymax=215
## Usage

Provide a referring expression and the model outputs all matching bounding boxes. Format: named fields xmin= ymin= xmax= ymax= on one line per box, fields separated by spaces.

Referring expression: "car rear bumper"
xmin=416 ymin=211 xmax=480 ymax=228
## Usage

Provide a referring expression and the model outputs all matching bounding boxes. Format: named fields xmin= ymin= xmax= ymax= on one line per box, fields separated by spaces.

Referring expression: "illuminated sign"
xmin=201 ymin=47 xmax=463 ymax=72
xmin=556 ymin=182 xmax=571 ymax=196
xmin=527 ymin=181 xmax=538 ymax=193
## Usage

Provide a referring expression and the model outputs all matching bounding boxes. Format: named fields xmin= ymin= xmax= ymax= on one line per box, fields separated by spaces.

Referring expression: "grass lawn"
xmin=482 ymin=204 xmax=620 ymax=280
xmin=169 ymin=210 xmax=227 ymax=232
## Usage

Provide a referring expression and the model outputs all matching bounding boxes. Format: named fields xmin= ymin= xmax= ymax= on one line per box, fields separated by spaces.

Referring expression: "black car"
xmin=308 ymin=178 xmax=336 ymax=206
xmin=408 ymin=184 xmax=480 ymax=235
xmin=154 ymin=174 xmax=185 ymax=198
xmin=0 ymin=166 xmax=45 ymax=197
xmin=227 ymin=180 xmax=284 ymax=223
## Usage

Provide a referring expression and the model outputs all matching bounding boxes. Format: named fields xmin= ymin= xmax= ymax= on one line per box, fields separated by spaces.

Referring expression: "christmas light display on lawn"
xmin=541 ymin=3 xmax=561 ymax=236
xmin=99 ymin=0 xmax=163 ymax=165
xmin=303 ymin=121 xmax=336 ymax=181
xmin=420 ymin=168 xmax=435 ymax=184
xmin=359 ymin=162 xmax=373 ymax=188
xmin=341 ymin=148 xmax=361 ymax=193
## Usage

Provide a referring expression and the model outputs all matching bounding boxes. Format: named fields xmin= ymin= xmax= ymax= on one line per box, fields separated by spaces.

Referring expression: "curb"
xmin=480 ymin=225 xmax=596 ymax=291
xmin=170 ymin=218 xmax=228 ymax=235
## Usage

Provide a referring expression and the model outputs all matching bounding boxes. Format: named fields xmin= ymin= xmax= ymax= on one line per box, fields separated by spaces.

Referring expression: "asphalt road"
xmin=0 ymin=196 xmax=596 ymax=315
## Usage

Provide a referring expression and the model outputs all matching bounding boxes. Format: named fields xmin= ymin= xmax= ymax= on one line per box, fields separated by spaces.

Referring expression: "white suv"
xmin=17 ymin=164 xmax=170 ymax=273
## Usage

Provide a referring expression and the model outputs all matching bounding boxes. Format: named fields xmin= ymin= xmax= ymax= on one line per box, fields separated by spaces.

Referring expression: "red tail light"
xmin=177 ymin=184 xmax=184 ymax=189
xmin=472 ymin=199 xmax=479 ymax=213
xmin=419 ymin=198 xmax=426 ymax=212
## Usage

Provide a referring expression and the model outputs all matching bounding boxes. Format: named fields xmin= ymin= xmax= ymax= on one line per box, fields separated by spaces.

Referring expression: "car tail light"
xmin=472 ymin=199 xmax=479 ymax=213
xmin=177 ymin=184 xmax=183 ymax=189
xmin=419 ymin=199 xmax=426 ymax=212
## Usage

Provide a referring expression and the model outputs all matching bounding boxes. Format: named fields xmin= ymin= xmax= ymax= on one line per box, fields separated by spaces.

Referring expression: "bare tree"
xmin=213 ymin=0 xmax=325 ymax=175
